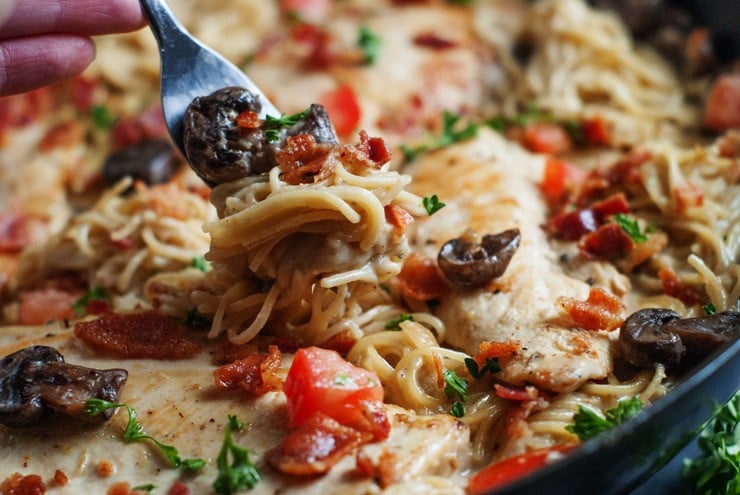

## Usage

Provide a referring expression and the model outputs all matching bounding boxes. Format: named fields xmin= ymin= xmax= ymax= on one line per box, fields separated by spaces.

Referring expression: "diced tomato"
xmin=397 ymin=252 xmax=448 ymax=301
xmin=18 ymin=288 xmax=78 ymax=325
xmin=384 ymin=204 xmax=414 ymax=235
xmin=673 ymin=182 xmax=704 ymax=212
xmin=521 ymin=122 xmax=573 ymax=155
xmin=235 ymin=110 xmax=260 ymax=129
xmin=0 ymin=87 xmax=54 ymax=137
xmin=280 ymin=0 xmax=330 ymax=23
xmin=283 ymin=347 xmax=388 ymax=438
xmin=579 ymin=223 xmax=634 ymax=259
xmin=494 ymin=384 xmax=538 ymax=402
xmin=658 ymin=267 xmax=704 ymax=306
xmin=540 ymin=158 xmax=586 ymax=205
xmin=214 ymin=345 xmax=283 ymax=396
xmin=558 ymin=287 xmax=624 ymax=331
xmin=71 ymin=76 xmax=98 ymax=113
xmin=703 ymin=74 xmax=740 ymax=132
xmin=580 ymin=116 xmax=611 ymax=146
xmin=467 ymin=444 xmax=578 ymax=494
xmin=319 ymin=84 xmax=361 ymax=139
xmin=167 ymin=482 xmax=190 ymax=495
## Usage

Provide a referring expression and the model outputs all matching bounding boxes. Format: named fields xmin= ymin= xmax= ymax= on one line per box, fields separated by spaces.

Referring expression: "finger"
xmin=0 ymin=0 xmax=145 ymax=40
xmin=0 ymin=35 xmax=95 ymax=96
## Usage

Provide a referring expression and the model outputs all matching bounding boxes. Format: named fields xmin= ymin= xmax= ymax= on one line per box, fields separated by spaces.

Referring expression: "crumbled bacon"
xmin=412 ymin=33 xmax=458 ymax=50
xmin=276 ymin=134 xmax=333 ymax=185
xmin=578 ymin=223 xmax=634 ymax=260
xmin=717 ymin=130 xmax=740 ymax=158
xmin=214 ymin=345 xmax=283 ymax=396
xmin=658 ymin=267 xmax=704 ymax=306
xmin=590 ymin=193 xmax=630 ymax=221
xmin=397 ymin=252 xmax=448 ymax=301
xmin=580 ymin=116 xmax=611 ymax=146
xmin=39 ymin=121 xmax=84 ymax=152
xmin=74 ymin=311 xmax=201 ymax=359
xmin=558 ymin=287 xmax=624 ymax=331
xmin=673 ymin=182 xmax=704 ymax=212
xmin=359 ymin=399 xmax=391 ymax=441
xmin=549 ymin=208 xmax=598 ymax=241
xmin=503 ymin=396 xmax=550 ymax=438
xmin=112 ymin=104 xmax=167 ymax=149
xmin=138 ymin=182 xmax=192 ymax=220
xmin=473 ymin=341 xmax=521 ymax=368
xmin=0 ymin=211 xmax=48 ymax=253
xmin=71 ymin=76 xmax=98 ymax=113
xmin=384 ymin=204 xmax=415 ymax=235
xmin=0 ymin=473 xmax=46 ymax=495
xmin=211 ymin=340 xmax=260 ymax=365
xmin=356 ymin=130 xmax=391 ymax=166
xmin=0 ymin=87 xmax=54 ymax=138
xmin=494 ymin=384 xmax=538 ymax=402
xmin=319 ymin=330 xmax=357 ymax=356
xmin=267 ymin=413 xmax=371 ymax=476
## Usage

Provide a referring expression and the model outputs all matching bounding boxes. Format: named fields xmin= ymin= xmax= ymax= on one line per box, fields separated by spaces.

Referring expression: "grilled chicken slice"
xmin=407 ymin=129 xmax=619 ymax=393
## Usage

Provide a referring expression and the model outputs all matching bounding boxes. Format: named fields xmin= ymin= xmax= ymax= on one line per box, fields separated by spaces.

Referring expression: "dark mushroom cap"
xmin=663 ymin=311 xmax=740 ymax=360
xmin=0 ymin=346 xmax=128 ymax=428
xmin=618 ymin=308 xmax=685 ymax=369
xmin=102 ymin=139 xmax=179 ymax=186
xmin=183 ymin=86 xmax=337 ymax=186
xmin=437 ymin=228 xmax=521 ymax=288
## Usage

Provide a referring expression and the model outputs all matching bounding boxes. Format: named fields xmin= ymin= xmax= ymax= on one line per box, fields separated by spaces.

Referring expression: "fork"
xmin=138 ymin=0 xmax=280 ymax=156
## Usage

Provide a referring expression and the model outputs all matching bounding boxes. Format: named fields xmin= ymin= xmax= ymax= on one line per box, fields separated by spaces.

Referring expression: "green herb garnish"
xmin=614 ymin=213 xmax=648 ymax=243
xmin=213 ymin=415 xmax=261 ymax=494
xmin=402 ymin=111 xmax=478 ymax=162
xmin=451 ymin=401 xmax=466 ymax=418
xmin=85 ymin=399 xmax=206 ymax=472
xmin=358 ymin=26 xmax=382 ymax=64
xmin=443 ymin=370 xmax=468 ymax=402
xmin=132 ymin=485 xmax=156 ymax=494
xmin=90 ymin=105 xmax=118 ymax=130
xmin=422 ymin=195 xmax=446 ymax=215
xmin=72 ymin=286 xmax=109 ymax=316
xmin=385 ymin=313 xmax=414 ymax=330
xmin=191 ymin=256 xmax=209 ymax=272
xmin=464 ymin=357 xmax=501 ymax=379
xmin=703 ymin=303 xmax=717 ymax=316
xmin=681 ymin=393 xmax=739 ymax=495
xmin=565 ymin=397 xmax=643 ymax=441
xmin=262 ymin=108 xmax=311 ymax=143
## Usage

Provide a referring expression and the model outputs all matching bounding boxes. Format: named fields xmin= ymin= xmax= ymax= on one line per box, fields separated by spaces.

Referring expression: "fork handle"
xmin=139 ymin=0 xmax=191 ymax=49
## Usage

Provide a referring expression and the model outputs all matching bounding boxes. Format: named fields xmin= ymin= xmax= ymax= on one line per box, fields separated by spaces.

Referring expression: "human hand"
xmin=0 ymin=0 xmax=146 ymax=96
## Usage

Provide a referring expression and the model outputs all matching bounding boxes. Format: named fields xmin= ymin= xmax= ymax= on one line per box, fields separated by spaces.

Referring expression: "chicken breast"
xmin=0 ymin=325 xmax=470 ymax=494
xmin=407 ymin=129 xmax=617 ymax=393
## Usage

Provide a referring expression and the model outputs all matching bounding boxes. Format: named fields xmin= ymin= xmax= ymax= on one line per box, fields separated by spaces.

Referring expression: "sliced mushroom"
xmin=102 ymin=139 xmax=178 ymax=186
xmin=0 ymin=346 xmax=128 ymax=428
xmin=182 ymin=86 xmax=337 ymax=186
xmin=618 ymin=309 xmax=739 ymax=370
xmin=437 ymin=228 xmax=521 ymax=288
xmin=618 ymin=308 xmax=684 ymax=369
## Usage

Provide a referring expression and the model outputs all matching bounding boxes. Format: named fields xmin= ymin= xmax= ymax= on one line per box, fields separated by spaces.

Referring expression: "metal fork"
xmin=138 ymin=0 xmax=280 ymax=156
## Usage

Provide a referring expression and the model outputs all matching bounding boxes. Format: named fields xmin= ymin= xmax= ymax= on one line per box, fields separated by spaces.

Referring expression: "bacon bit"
xmin=717 ymin=130 xmax=740 ymax=158
xmin=590 ymin=193 xmax=630 ymax=221
xmin=298 ymin=24 xmax=334 ymax=70
xmin=51 ymin=470 xmax=68 ymax=488
xmin=271 ymin=335 xmax=301 ymax=354
xmin=397 ymin=252 xmax=448 ymax=301
xmin=384 ymin=205 xmax=415 ymax=236
xmin=106 ymin=482 xmax=131 ymax=495
xmin=604 ymin=150 xmax=652 ymax=187
xmin=580 ymin=116 xmax=610 ymax=146
xmin=71 ymin=76 xmax=98 ymax=112
xmin=356 ymin=130 xmax=391 ymax=166
xmin=276 ymin=134 xmax=333 ymax=185
xmin=110 ymin=236 xmax=136 ymax=250
xmin=558 ymin=287 xmax=624 ymax=331
xmin=267 ymin=413 xmax=370 ymax=476
xmin=658 ymin=267 xmax=704 ymax=306
xmin=96 ymin=460 xmax=115 ymax=477
xmin=359 ymin=400 xmax=391 ymax=441
xmin=376 ymin=449 xmax=400 ymax=488
xmin=0 ymin=211 xmax=48 ymax=253
xmin=235 ymin=110 xmax=261 ymax=129
xmin=137 ymin=182 xmax=192 ymax=220
xmin=503 ymin=396 xmax=550 ymax=438
xmin=85 ymin=298 xmax=112 ymax=315
xmin=112 ymin=104 xmax=167 ymax=149
xmin=319 ymin=84 xmax=362 ymax=138
xmin=579 ymin=223 xmax=634 ymax=260
xmin=211 ymin=340 xmax=259 ymax=365
xmin=214 ymin=345 xmax=283 ymax=396
xmin=0 ymin=87 xmax=54 ymax=138
xmin=621 ymin=231 xmax=667 ymax=272
xmin=355 ymin=450 xmax=375 ymax=478
xmin=39 ymin=121 xmax=84 ymax=152
xmin=673 ymin=182 xmax=704 ymax=212
xmin=521 ymin=122 xmax=572 ymax=155
xmin=412 ymin=33 xmax=458 ymax=50
xmin=549 ymin=208 xmax=598 ymax=241
xmin=319 ymin=330 xmax=357 ymax=356
xmin=703 ymin=73 xmax=740 ymax=132
xmin=18 ymin=288 xmax=78 ymax=325
xmin=473 ymin=341 xmax=521 ymax=368
xmin=494 ymin=384 xmax=538 ymax=402
xmin=0 ymin=473 xmax=46 ymax=495
xmin=167 ymin=482 xmax=190 ymax=495
xmin=74 ymin=311 xmax=201 ymax=359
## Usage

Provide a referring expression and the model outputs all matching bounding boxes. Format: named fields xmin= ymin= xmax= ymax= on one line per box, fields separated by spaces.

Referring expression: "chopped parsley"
xmin=132 ymin=485 xmax=156 ymax=494
xmin=443 ymin=370 xmax=468 ymax=402
xmin=614 ymin=213 xmax=648 ymax=243
xmin=464 ymin=357 xmax=501 ymax=379
xmin=72 ymin=286 xmax=109 ymax=316
xmin=358 ymin=26 xmax=382 ymax=64
xmin=334 ymin=373 xmax=355 ymax=386
xmin=682 ymin=393 xmax=739 ymax=495
xmin=182 ymin=307 xmax=212 ymax=328
xmin=191 ymin=256 xmax=209 ymax=272
xmin=703 ymin=303 xmax=717 ymax=316
xmin=90 ymin=105 xmax=117 ymax=130
xmin=213 ymin=415 xmax=261 ymax=495
xmin=85 ymin=399 xmax=206 ymax=473
xmin=451 ymin=401 xmax=466 ymax=418
xmin=422 ymin=195 xmax=446 ymax=215
xmin=565 ymin=397 xmax=643 ymax=441
xmin=385 ymin=313 xmax=414 ymax=330
xmin=262 ymin=108 xmax=311 ymax=143
xmin=401 ymin=111 xmax=478 ymax=162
